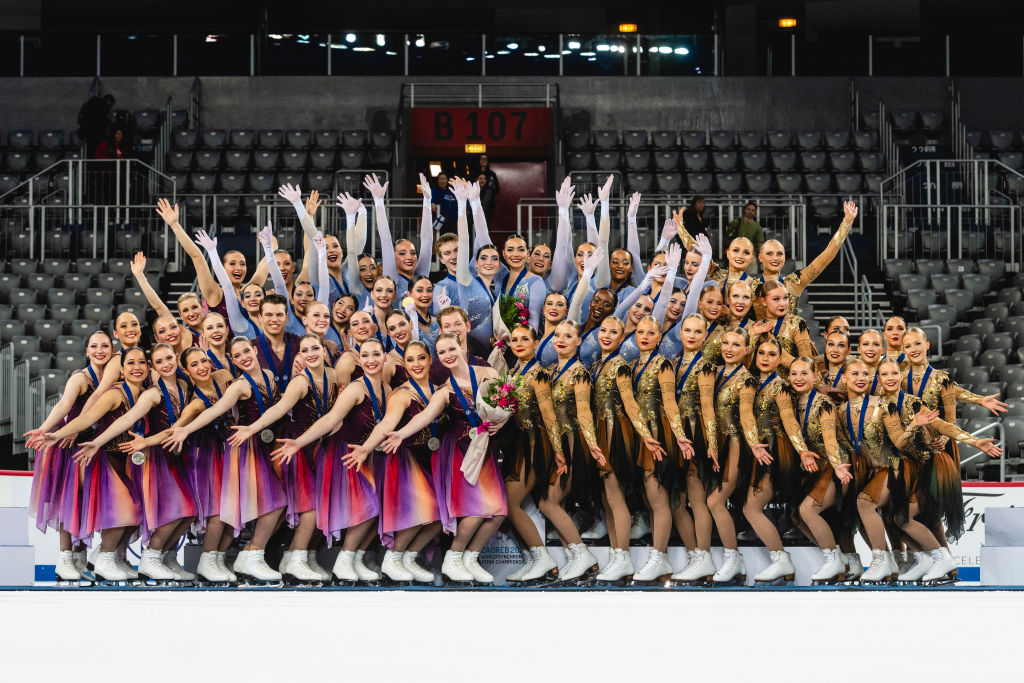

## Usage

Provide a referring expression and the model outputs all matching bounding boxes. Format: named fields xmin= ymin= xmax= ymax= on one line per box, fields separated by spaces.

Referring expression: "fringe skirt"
xmin=79 ymin=451 xmax=143 ymax=544
xmin=378 ymin=446 xmax=441 ymax=549
xmin=431 ymin=431 xmax=506 ymax=536
xmin=219 ymin=436 xmax=287 ymax=534
xmin=184 ymin=432 xmax=223 ymax=533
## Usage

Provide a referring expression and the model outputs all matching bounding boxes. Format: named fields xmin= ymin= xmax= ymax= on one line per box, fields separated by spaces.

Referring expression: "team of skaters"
xmin=26 ymin=172 xmax=1007 ymax=587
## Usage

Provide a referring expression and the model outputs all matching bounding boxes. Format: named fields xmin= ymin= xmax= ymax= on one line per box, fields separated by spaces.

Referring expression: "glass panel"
xmin=640 ymin=35 xmax=714 ymax=75
xmin=101 ymin=33 xmax=173 ymax=76
xmin=0 ymin=33 xmax=21 ymax=76
xmin=484 ymin=34 xmax=559 ymax=75
xmin=176 ymin=33 xmax=250 ymax=76
xmin=408 ymin=33 xmax=481 ymax=75
xmin=562 ymin=34 xmax=632 ymax=76
xmin=23 ymin=32 xmax=96 ymax=76
xmin=872 ymin=35 xmax=946 ymax=76
xmin=328 ymin=32 xmax=402 ymax=75
xmin=262 ymin=33 xmax=326 ymax=75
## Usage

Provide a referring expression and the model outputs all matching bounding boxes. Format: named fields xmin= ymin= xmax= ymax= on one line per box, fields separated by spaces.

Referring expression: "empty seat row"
xmin=897 ymin=272 xmax=994 ymax=294
xmin=566 ymin=129 xmax=880 ymax=152
xmin=1 ymin=130 xmax=75 ymax=149
xmin=607 ymin=171 xmax=882 ymax=195
xmin=966 ymin=130 xmax=1024 ymax=152
xmin=0 ymin=305 xmax=144 ymax=329
xmin=883 ymin=257 xmax=1005 ymax=280
xmin=2 ymin=149 xmax=73 ymax=172
xmin=569 ymin=149 xmax=886 ymax=174
xmin=0 ymin=257 xmax=164 ymax=278
xmin=168 ymin=171 xmax=336 ymax=195
xmin=889 ymin=110 xmax=945 ymax=134
xmin=172 ymin=129 xmax=392 ymax=152
xmin=166 ymin=148 xmax=388 ymax=173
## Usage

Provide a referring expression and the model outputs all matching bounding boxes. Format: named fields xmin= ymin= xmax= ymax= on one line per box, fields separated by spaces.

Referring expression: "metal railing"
xmin=0 ymin=344 xmax=12 ymax=438
xmin=877 ymin=99 xmax=902 ymax=179
xmin=189 ymin=76 xmax=201 ymax=131
xmin=960 ymin=421 xmax=1007 ymax=482
xmin=949 ymin=81 xmax=973 ymax=162
xmin=153 ymin=96 xmax=173 ymax=174
xmin=879 ymin=202 xmax=1021 ymax=265
xmin=880 ymin=159 xmax=1024 ymax=209
xmin=402 ymin=82 xmax=560 ymax=108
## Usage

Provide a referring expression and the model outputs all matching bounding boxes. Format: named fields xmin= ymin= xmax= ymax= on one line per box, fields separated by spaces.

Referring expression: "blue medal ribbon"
xmin=448 ymin=365 xmax=481 ymax=428
xmin=554 ymin=355 xmax=580 ymax=384
xmin=257 ymin=332 xmax=295 ymax=385
xmin=475 ymin=276 xmax=497 ymax=307
xmin=896 ymin=352 xmax=906 ymax=364
xmin=503 ymin=267 xmax=528 ymax=297
xmin=802 ymin=388 xmax=818 ymax=432
xmin=676 ymin=351 xmax=703 ymax=396
xmin=721 ymin=271 xmax=748 ymax=297
xmin=329 ymin=273 xmax=348 ymax=297
xmin=830 ymin=367 xmax=843 ymax=388
xmin=85 ymin=365 xmax=99 ymax=388
xmin=241 ymin=370 xmax=273 ymax=415
xmin=715 ymin=365 xmax=742 ymax=397
xmin=909 ymin=365 xmax=933 ymax=398
xmin=632 ymin=353 xmax=657 ymax=391
xmin=370 ymin=313 xmax=395 ymax=352
xmin=847 ymin=396 xmax=869 ymax=456
xmin=192 ymin=381 xmax=223 ymax=408
xmin=759 ymin=371 xmax=778 ymax=393
xmin=158 ymin=378 xmax=184 ymax=426
xmin=536 ymin=331 xmax=556 ymax=361
xmin=514 ymin=357 xmax=539 ymax=379
xmin=870 ymin=371 xmax=879 ymax=395
xmin=408 ymin=377 xmax=439 ymax=441
xmin=362 ymin=376 xmax=383 ymax=422
xmin=305 ymin=368 xmax=328 ymax=419
xmin=772 ymin=316 xmax=785 ymax=337
xmin=121 ymin=382 xmax=146 ymax=435
xmin=206 ymin=350 xmax=225 ymax=371
xmin=896 ymin=390 xmax=906 ymax=415
xmin=595 ymin=350 xmax=620 ymax=378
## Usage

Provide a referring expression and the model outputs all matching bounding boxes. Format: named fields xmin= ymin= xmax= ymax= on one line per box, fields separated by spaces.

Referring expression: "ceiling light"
xmin=568 ymin=41 xmax=581 ymax=49
xmin=619 ymin=23 xmax=638 ymax=33
xmin=778 ymin=18 xmax=797 ymax=28
xmin=429 ymin=163 xmax=441 ymax=176
xmin=538 ymin=45 xmax=546 ymax=52
xmin=415 ymin=35 xmax=425 ymax=47
xmin=580 ymin=51 xmax=596 ymax=56
xmin=675 ymin=47 xmax=689 ymax=55
xmin=345 ymin=33 xmax=356 ymax=43
xmin=658 ymin=46 xmax=672 ymax=54
xmin=524 ymin=52 xmax=538 ymax=56
xmin=376 ymin=34 xmax=385 ymax=46
xmin=507 ymin=42 xmax=518 ymax=50
xmin=353 ymin=46 xmax=374 ymax=52
xmin=596 ymin=44 xmax=609 ymax=51
xmin=496 ymin=50 xmax=510 ymax=55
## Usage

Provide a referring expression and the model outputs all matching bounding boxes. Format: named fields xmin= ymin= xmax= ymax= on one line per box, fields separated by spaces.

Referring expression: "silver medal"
xmin=130 ymin=451 xmax=145 ymax=465
xmin=427 ymin=436 xmax=441 ymax=451
xmin=260 ymin=429 xmax=275 ymax=444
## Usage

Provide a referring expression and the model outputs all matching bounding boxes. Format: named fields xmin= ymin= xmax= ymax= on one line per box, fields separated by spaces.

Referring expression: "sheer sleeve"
xmin=595 ymin=204 xmax=611 ymax=289
xmin=615 ymin=368 xmax=652 ymax=439
xmin=415 ymin=192 xmax=433 ymax=277
xmin=206 ymin=245 xmax=254 ymax=337
xmin=470 ymin=198 xmax=493 ymax=256
xmin=455 ymin=198 xmax=472 ymax=287
xmin=568 ymin=266 xmax=595 ymax=323
xmin=776 ymin=389 xmax=810 ymax=453
xmin=548 ymin=205 xmax=573 ymax=293
xmin=526 ymin=277 xmax=546 ymax=331
xmin=316 ymin=240 xmax=329 ymax=305
xmin=533 ymin=374 xmax=563 ymax=455
xmin=681 ymin=249 xmax=712 ymax=318
xmin=738 ymin=383 xmax=761 ymax=449
xmin=372 ymin=197 xmax=398 ymax=282
xmin=614 ymin=280 xmax=649 ymax=318
xmin=818 ymin=402 xmax=848 ymax=466
xmin=650 ymin=262 xmax=679 ymax=325
xmin=658 ymin=362 xmax=686 ymax=440
xmin=626 ymin=213 xmax=646 ymax=286
xmin=792 ymin=217 xmax=853 ymax=296
xmin=572 ymin=374 xmax=599 ymax=448
xmin=697 ymin=365 xmax=718 ymax=448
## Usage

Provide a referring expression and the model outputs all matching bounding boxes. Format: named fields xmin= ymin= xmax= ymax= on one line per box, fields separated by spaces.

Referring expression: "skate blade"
xmin=330 ymin=578 xmax=360 ymax=586
xmin=377 ymin=576 xmax=414 ymax=587
xmin=631 ymin=573 xmax=674 ymax=587
xmin=711 ymin=574 xmax=747 ymax=587
xmin=670 ymin=576 xmax=713 ymax=587
xmin=922 ymin=575 xmax=958 ymax=587
xmin=754 ymin=575 xmax=795 ymax=587
xmin=556 ymin=564 xmax=600 ymax=586
xmin=284 ymin=575 xmax=325 ymax=587
xmin=195 ymin=580 xmax=232 ymax=588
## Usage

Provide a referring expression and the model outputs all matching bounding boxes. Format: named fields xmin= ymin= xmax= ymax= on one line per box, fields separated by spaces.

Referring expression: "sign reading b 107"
xmin=409 ymin=107 xmax=552 ymax=156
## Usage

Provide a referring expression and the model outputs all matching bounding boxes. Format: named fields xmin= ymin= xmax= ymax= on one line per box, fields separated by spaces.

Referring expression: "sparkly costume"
xmin=750 ymin=373 xmax=804 ymax=503
xmin=592 ymin=353 xmax=640 ymax=499
xmin=281 ymin=371 xmax=336 ymax=528
xmin=500 ymin=362 xmax=561 ymax=502
xmin=675 ymin=352 xmax=719 ymax=492
xmin=551 ymin=361 xmax=602 ymax=529
xmin=710 ymin=364 xmax=760 ymax=503
xmin=625 ymin=353 xmax=688 ymax=504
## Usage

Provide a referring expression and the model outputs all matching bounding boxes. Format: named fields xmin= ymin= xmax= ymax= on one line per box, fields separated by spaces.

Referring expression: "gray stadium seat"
xmin=795 ymin=131 xmax=822 ymax=150
xmin=864 ymin=173 xmax=885 ymax=193
xmin=252 ymin=150 xmax=279 ymax=171
xmin=189 ymin=173 xmax=216 ymax=193
xmin=961 ymin=233 xmax=986 ymax=258
xmin=766 ymin=130 xmax=792 ymax=150
xmin=7 ymin=131 xmax=33 ymax=149
xmin=835 ymin=173 xmax=863 ymax=193
xmin=67 ymin=320 xmax=95 ymax=337
xmin=565 ymin=130 xmax=590 ymax=151
xmin=566 ymin=152 xmax=590 ymax=171
xmin=824 ymin=131 xmax=850 ymax=150
xmin=989 ymin=131 xmax=1015 ymax=151
xmin=979 ymin=350 xmax=1008 ymax=368
xmin=970 ymin=318 xmax=997 ymax=337
xmin=339 ymin=151 xmax=365 ymax=169
xmin=930 ymin=273 xmax=961 ymax=293
xmin=85 ymin=288 xmax=115 ymax=306
xmin=679 ymin=131 xmax=705 ymax=150
xmin=737 ymin=131 xmax=763 ymax=150
xmin=54 ymin=353 xmax=82 ymax=371
xmin=285 ymin=130 xmax=312 ymax=149
xmin=711 ymin=151 xmax=737 ymax=171
xmin=223 ymin=150 xmax=250 ymax=171
xmin=14 ymin=304 xmax=46 ymax=323
xmin=745 ymin=173 xmax=772 ymax=194
xmin=682 ymin=152 xmax=709 ymax=171
xmin=370 ymin=131 xmax=393 ymax=150
xmin=621 ymin=130 xmax=648 ymax=149
xmin=201 ymin=129 xmax=227 ymax=149
xmin=281 ymin=150 xmax=308 ymax=171
xmin=173 ymin=129 xmax=198 ymax=150
xmin=853 ymin=130 xmax=878 ymax=150
xmin=998 ymin=365 xmax=1024 ymax=385
xmin=219 ymin=173 xmax=245 ymax=193
xmin=0 ymin=321 xmax=27 ymax=341
xmin=961 ymin=273 xmax=992 ymax=300
xmin=258 ymin=130 xmax=284 ymax=148
xmin=314 ymin=129 xmax=339 ymax=149
xmin=771 ymin=151 xmax=797 ymax=171
xmin=229 ymin=130 xmax=256 ymax=149
xmin=829 ymin=151 xmax=857 ymax=172
xmin=24 ymin=274 xmax=55 ymax=291
xmin=859 ymin=152 xmax=884 ymax=171
xmin=915 ymin=259 xmax=945 ymax=276
xmin=593 ymin=152 xmax=620 ymax=171
xmin=709 ymin=131 xmax=735 ymax=149
xmin=592 ymin=130 xmax=619 ymax=149
xmin=8 ymin=288 xmax=38 ymax=306
xmin=890 ymin=110 xmax=917 ymax=134
xmin=741 ymin=151 xmax=768 ymax=171
xmin=685 ymin=173 xmax=712 ymax=194
xmin=9 ymin=258 xmax=36 ymax=276
xmin=653 ymin=151 xmax=679 ymax=171
xmin=907 ymin=288 xmax=938 ymax=316
xmin=943 ymin=289 xmax=974 ymax=314
xmin=985 ymin=303 xmax=1010 ymax=320
xmin=716 ymin=174 xmax=742 ymax=193
xmin=960 ymin=367 xmax=991 ymax=386
xmin=309 ymin=150 xmax=335 ymax=170
xmin=651 ymin=131 xmax=676 ymax=150
xmin=800 ymin=152 xmax=827 ymax=172
xmin=883 ymin=259 xmax=914 ymax=279
xmin=82 ymin=304 xmax=108 ymax=322
xmin=624 ymin=151 xmax=650 ymax=171
xmin=626 ymin=173 xmax=653 ymax=192
xmin=947 ymin=259 xmax=976 ymax=274
xmin=167 ymin=151 xmax=192 ymax=171
xmin=956 ymin=334 xmax=983 ymax=354
xmin=998 ymin=152 xmax=1024 ymax=171
xmin=920 ymin=110 xmax=944 ymax=135
xmin=49 ymin=305 xmax=79 ymax=323
xmin=0 ymin=274 xmax=23 ymax=296
xmin=1004 ymin=317 xmax=1024 ymax=338
xmin=194 ymin=150 xmax=221 ymax=171
xmin=986 ymin=332 xmax=1016 ymax=352
xmin=946 ymin=351 xmax=975 ymax=378
xmin=655 ymin=173 xmax=684 ymax=193
xmin=805 ymin=173 xmax=832 ymax=193
xmin=306 ymin=172 xmax=333 ymax=193
xmin=775 ymin=173 xmax=802 ymax=193
xmin=45 ymin=289 xmax=75 ymax=307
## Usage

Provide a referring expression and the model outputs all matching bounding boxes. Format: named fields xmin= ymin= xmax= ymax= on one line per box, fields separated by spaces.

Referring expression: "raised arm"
xmin=650 ymin=244 xmax=682 ymax=325
xmin=613 ymin=269 xmax=660 ymax=318
xmin=453 ymin=180 xmax=472 ymax=287
xmin=195 ymin=230 xmax=253 ymax=336
xmin=626 ymin=192 xmax=648 ymax=286
xmin=579 ymin=193 xmax=599 ymax=246
xmin=548 ymin=176 xmax=575 ymax=293
xmin=568 ymin=247 xmax=604 ymax=323
xmin=364 ymin=173 xmax=397 ymax=281
xmin=467 ymin=180 xmax=493 ymax=256
xmin=129 ymin=252 xmax=172 ymax=318
xmin=415 ymin=173 xmax=434 ymax=276
xmin=337 ymin=192 xmax=365 ymax=290
xmin=258 ymin=222 xmax=289 ymax=297
xmin=793 ymin=202 xmax=856 ymax=294
xmin=156 ymin=197 xmax=221 ymax=305
xmin=681 ymin=234 xmax=714 ymax=318
xmin=314 ymin=232 xmax=329 ymax=305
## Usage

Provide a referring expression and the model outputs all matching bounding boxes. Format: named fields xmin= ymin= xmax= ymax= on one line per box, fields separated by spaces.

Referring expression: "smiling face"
xmin=610 ymin=249 xmax=632 ymax=283
xmin=411 ymin=279 xmax=433 ymax=310
xmin=553 ymin=322 xmax=582 ymax=359
xmin=628 ymin=295 xmax=655 ymax=325
xmin=720 ymin=330 xmax=748 ymax=365
xmin=242 ymin=283 xmax=264 ymax=313
xmin=121 ymin=350 xmax=149 ymax=384
xmin=394 ymin=240 xmax=418 ymax=274
xmin=587 ymin=289 xmax=616 ymax=325
xmin=152 ymin=345 xmax=178 ymax=379
xmin=372 ymin=278 xmax=396 ymax=310
xmin=529 ymin=244 xmax=552 ymax=275
xmin=827 ymin=317 xmax=850 ymax=335
xmin=223 ymin=251 xmax=248 ymax=285
xmin=404 ymin=344 xmax=432 ymax=379
xmin=200 ymin=313 xmax=228 ymax=349
xmin=299 ymin=336 xmax=325 ymax=370
xmin=543 ymin=293 xmax=568 ymax=324
xmin=680 ymin=316 xmax=707 ymax=351
xmin=438 ymin=239 xmax=459 ymax=273
xmin=231 ymin=340 xmax=258 ymax=371
xmin=259 ymin=302 xmax=288 ymax=336
xmin=727 ymin=238 xmax=754 ymax=272
xmin=503 ymin=236 xmax=528 ymax=271
xmin=698 ymin=288 xmax=723 ymax=321
xmin=683 ymin=250 xmax=702 ymax=281
xmin=386 ymin=314 xmax=412 ymax=345
xmin=184 ymin=350 xmax=213 ymax=382
xmin=436 ymin=336 xmax=465 ymax=369
xmin=177 ymin=296 xmax=203 ymax=329
xmin=727 ymin=281 xmax=753 ymax=320
xmin=635 ymin=318 xmax=662 ymax=351
xmin=761 ymin=285 xmax=789 ymax=319
xmin=597 ymin=318 xmax=625 ymax=351
xmin=845 ymin=361 xmax=871 ymax=396
xmin=509 ymin=327 xmax=538 ymax=360
xmin=475 ymin=247 xmax=501 ymax=278
xmin=324 ymin=235 xmax=343 ymax=268
xmin=857 ymin=330 xmax=884 ymax=365
xmin=666 ymin=291 xmax=686 ymax=322
xmin=788 ymin=359 xmax=816 ymax=394
xmin=825 ymin=333 xmax=850 ymax=365
xmin=902 ymin=330 xmax=930 ymax=366
xmin=333 ymin=296 xmax=357 ymax=325
xmin=153 ymin=315 xmax=181 ymax=345
xmin=358 ymin=256 xmax=378 ymax=289
xmin=86 ymin=333 xmax=113 ymax=366
xmin=292 ymin=282 xmax=315 ymax=315
xmin=755 ymin=341 xmax=781 ymax=374
xmin=878 ymin=361 xmax=903 ymax=393
xmin=758 ymin=240 xmax=786 ymax=276
xmin=275 ymin=252 xmax=294 ymax=282
xmin=348 ymin=311 xmax=377 ymax=342
xmin=114 ymin=312 xmax=141 ymax=347
xmin=358 ymin=342 xmax=385 ymax=376
xmin=304 ymin=302 xmax=331 ymax=337
xmin=884 ymin=317 xmax=907 ymax=350
xmin=574 ymin=243 xmax=595 ymax=275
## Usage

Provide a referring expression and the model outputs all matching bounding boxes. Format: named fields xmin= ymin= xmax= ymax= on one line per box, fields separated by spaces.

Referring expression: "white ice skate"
xmin=283 ymin=551 xmax=324 ymax=585
xmin=629 ymin=512 xmax=651 ymax=540
xmin=279 ymin=550 xmax=293 ymax=575
xmin=581 ymin=516 xmax=608 ymax=541
xmin=162 ymin=550 xmax=195 ymax=582
xmin=332 ymin=550 xmax=359 ymax=583
xmin=307 ymin=550 xmax=331 ymax=581
xmin=380 ymin=550 xmax=414 ymax=584
xmin=402 ymin=551 xmax=435 ymax=583
xmin=354 ymin=549 xmax=381 ymax=582
xmin=672 ymin=549 xmax=715 ymax=584
xmin=440 ymin=550 xmax=475 ymax=584
xmin=196 ymin=552 xmax=230 ymax=585
xmin=505 ymin=549 xmax=534 ymax=584
xmin=55 ymin=550 xmax=81 ymax=583
xmin=712 ymin=548 xmax=746 ymax=585
xmin=922 ymin=548 xmax=958 ymax=585
xmin=238 ymin=549 xmax=283 ymax=585
xmin=138 ymin=548 xmax=178 ymax=584
xmin=462 ymin=550 xmax=494 ymax=584
xmin=632 ymin=549 xmax=673 ymax=585
xmin=897 ymin=551 xmax=933 ymax=583
xmin=72 ymin=549 xmax=88 ymax=575
xmin=811 ymin=548 xmax=847 ymax=584
xmin=558 ymin=543 xmax=599 ymax=583
xmin=754 ymin=550 xmax=795 ymax=585
xmin=519 ymin=547 xmax=558 ymax=583
xmin=596 ymin=549 xmax=635 ymax=584
xmin=859 ymin=549 xmax=897 ymax=584
xmin=844 ymin=553 xmax=863 ymax=580
xmin=93 ymin=551 xmax=129 ymax=583
xmin=218 ymin=551 xmax=238 ymax=582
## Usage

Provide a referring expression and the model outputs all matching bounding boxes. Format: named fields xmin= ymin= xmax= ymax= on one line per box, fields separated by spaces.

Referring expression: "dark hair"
xmin=180 ymin=346 xmax=205 ymax=367
xmin=229 ymin=336 xmax=254 ymax=354
xmin=510 ymin=323 xmax=538 ymax=340
xmin=404 ymin=340 xmax=432 ymax=358
xmin=475 ymin=243 xmax=500 ymax=259
xmin=744 ymin=201 xmax=757 ymax=210
xmin=259 ymin=293 xmax=289 ymax=314
xmin=690 ymin=195 xmax=705 ymax=207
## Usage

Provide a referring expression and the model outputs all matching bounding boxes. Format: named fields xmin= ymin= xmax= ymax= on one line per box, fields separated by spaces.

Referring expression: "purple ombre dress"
xmin=219 ymin=375 xmax=287 ymax=533
xmin=281 ymin=371 xmax=335 ymax=528
xmin=184 ymin=381 xmax=228 ymax=534
xmin=314 ymin=396 xmax=381 ymax=545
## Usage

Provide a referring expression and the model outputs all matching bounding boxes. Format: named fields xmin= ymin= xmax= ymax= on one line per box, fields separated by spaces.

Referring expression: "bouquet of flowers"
xmin=489 ymin=294 xmax=527 ymax=374
xmin=498 ymin=293 xmax=530 ymax=330
xmin=460 ymin=373 xmax=524 ymax=485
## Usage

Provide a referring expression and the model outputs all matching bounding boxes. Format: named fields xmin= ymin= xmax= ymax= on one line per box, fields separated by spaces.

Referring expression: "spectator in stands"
xmin=477 ymin=154 xmax=500 ymax=220
xmin=682 ymin=196 xmax=707 ymax=238
xmin=431 ymin=172 xmax=458 ymax=234
xmin=725 ymin=201 xmax=765 ymax=257
xmin=76 ymin=92 xmax=115 ymax=156
xmin=95 ymin=127 xmax=127 ymax=160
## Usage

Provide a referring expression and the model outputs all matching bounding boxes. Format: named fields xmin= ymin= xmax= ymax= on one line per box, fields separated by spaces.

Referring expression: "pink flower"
xmin=498 ymin=397 xmax=509 ymax=408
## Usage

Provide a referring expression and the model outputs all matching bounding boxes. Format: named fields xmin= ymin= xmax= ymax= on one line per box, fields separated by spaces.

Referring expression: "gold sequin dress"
xmin=592 ymin=352 xmax=640 ymax=497
xmin=499 ymin=361 xmax=560 ymax=501
xmin=551 ymin=360 xmax=603 ymax=527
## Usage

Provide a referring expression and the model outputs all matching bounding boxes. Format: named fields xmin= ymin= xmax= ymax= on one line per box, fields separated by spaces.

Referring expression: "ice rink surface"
xmin=1 ymin=589 xmax=1019 ymax=680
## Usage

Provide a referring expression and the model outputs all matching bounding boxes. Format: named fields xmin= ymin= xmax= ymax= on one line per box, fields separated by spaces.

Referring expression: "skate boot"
xmin=115 ymin=547 xmax=139 ymax=582
xmin=354 ymin=549 xmax=381 ymax=583
xmin=754 ymin=550 xmax=795 ymax=586
xmin=504 ymin=550 xmax=534 ymax=585
xmin=672 ymin=549 xmax=715 ymax=585
xmin=332 ymin=550 xmax=359 ymax=584
xmin=440 ymin=550 xmax=475 ymax=585
xmin=283 ymin=551 xmax=324 ymax=586
xmin=922 ymin=548 xmax=958 ymax=586
xmin=632 ymin=549 xmax=673 ymax=585
xmin=811 ymin=548 xmax=847 ymax=584
xmin=93 ymin=551 xmax=130 ymax=585
xmin=844 ymin=553 xmax=863 ymax=581
xmin=279 ymin=550 xmax=293 ymax=576
xmin=55 ymin=550 xmax=81 ymax=585
xmin=520 ymin=547 xmax=558 ymax=584
xmin=558 ymin=543 xmax=599 ymax=584
xmin=380 ymin=550 xmax=414 ymax=585
xmin=238 ymin=549 xmax=283 ymax=586
xmin=307 ymin=551 xmax=332 ymax=582
xmin=712 ymin=548 xmax=747 ymax=586
xmin=138 ymin=548 xmax=178 ymax=585
xmin=859 ymin=549 xmax=897 ymax=584
xmin=402 ymin=551 xmax=436 ymax=583
xmin=672 ymin=549 xmax=695 ymax=577
xmin=162 ymin=550 xmax=195 ymax=583
xmin=629 ymin=512 xmax=651 ymax=541
xmin=195 ymin=552 xmax=230 ymax=586
xmin=73 ymin=549 xmax=88 ymax=575
xmin=897 ymin=551 xmax=934 ymax=583
xmin=892 ymin=550 xmax=908 ymax=575
xmin=462 ymin=550 xmax=494 ymax=584
xmin=581 ymin=516 xmax=608 ymax=541
xmin=596 ymin=549 xmax=634 ymax=585
xmin=219 ymin=551 xmax=238 ymax=582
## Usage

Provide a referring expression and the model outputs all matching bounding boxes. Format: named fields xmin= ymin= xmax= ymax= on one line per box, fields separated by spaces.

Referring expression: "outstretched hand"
xmin=130 ymin=251 xmax=147 ymax=277
xmin=155 ymin=197 xmax=179 ymax=226
xmin=362 ymin=173 xmax=389 ymax=199
xmin=694 ymin=233 xmax=713 ymax=257
xmin=582 ymin=246 xmax=605 ymax=275
xmin=577 ymin=193 xmax=596 ymax=216
xmin=257 ymin=222 xmax=274 ymax=250
xmin=278 ymin=183 xmax=301 ymax=205
xmin=597 ymin=174 xmax=615 ymax=202
xmin=555 ymin=176 xmax=575 ymax=209
xmin=193 ymin=229 xmax=216 ymax=251
xmin=842 ymin=201 xmax=858 ymax=223
xmin=336 ymin=191 xmax=363 ymax=214
xmin=665 ymin=243 xmax=682 ymax=270
xmin=418 ymin=173 xmax=432 ymax=202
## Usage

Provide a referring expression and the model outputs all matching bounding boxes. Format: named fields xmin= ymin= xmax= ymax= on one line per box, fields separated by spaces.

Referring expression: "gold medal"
xmin=401 ymin=296 xmax=415 ymax=309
